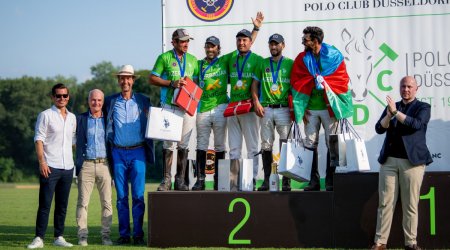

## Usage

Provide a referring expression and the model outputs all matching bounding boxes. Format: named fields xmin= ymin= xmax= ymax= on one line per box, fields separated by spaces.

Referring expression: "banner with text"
xmin=161 ymin=0 xmax=450 ymax=172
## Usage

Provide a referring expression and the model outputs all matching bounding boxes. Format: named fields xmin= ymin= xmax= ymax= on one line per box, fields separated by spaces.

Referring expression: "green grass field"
xmin=0 ymin=182 xmax=357 ymax=250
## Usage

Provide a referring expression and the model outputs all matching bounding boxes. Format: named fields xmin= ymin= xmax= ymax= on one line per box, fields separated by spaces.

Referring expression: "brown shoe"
xmin=405 ymin=244 xmax=421 ymax=250
xmin=371 ymin=243 xmax=387 ymax=250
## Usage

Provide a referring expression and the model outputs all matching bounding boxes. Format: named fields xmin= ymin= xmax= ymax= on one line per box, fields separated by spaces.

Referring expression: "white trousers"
xmin=260 ymin=107 xmax=291 ymax=151
xmin=196 ymin=104 xmax=227 ymax=152
xmin=303 ymin=109 xmax=337 ymax=149
xmin=227 ymin=112 xmax=260 ymax=178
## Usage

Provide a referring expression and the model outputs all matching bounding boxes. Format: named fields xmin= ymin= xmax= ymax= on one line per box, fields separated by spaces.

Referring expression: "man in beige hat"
xmin=103 ymin=65 xmax=154 ymax=245
xmin=150 ymin=28 xmax=198 ymax=191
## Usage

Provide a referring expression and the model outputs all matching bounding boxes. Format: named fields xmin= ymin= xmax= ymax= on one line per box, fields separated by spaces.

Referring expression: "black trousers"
xmin=35 ymin=167 xmax=73 ymax=239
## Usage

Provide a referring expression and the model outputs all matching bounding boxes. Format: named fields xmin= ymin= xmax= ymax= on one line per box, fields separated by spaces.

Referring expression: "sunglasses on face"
xmin=54 ymin=94 xmax=69 ymax=99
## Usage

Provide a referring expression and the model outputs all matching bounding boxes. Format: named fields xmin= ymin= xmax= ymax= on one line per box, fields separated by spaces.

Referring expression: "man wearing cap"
xmin=103 ymin=65 xmax=154 ymax=245
xmin=191 ymin=12 xmax=264 ymax=191
xmin=150 ymin=28 xmax=199 ymax=191
xmin=75 ymin=89 xmax=113 ymax=246
xmin=251 ymin=33 xmax=293 ymax=191
xmin=290 ymin=26 xmax=352 ymax=191
xmin=220 ymin=22 xmax=264 ymax=190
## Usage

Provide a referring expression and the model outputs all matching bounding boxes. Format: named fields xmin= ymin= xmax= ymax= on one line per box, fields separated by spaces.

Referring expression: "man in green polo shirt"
xmin=251 ymin=33 xmax=293 ymax=191
xmin=149 ymin=28 xmax=199 ymax=191
xmin=191 ymin=35 xmax=229 ymax=191
xmin=191 ymin=12 xmax=264 ymax=191
xmin=221 ymin=29 xmax=263 ymax=190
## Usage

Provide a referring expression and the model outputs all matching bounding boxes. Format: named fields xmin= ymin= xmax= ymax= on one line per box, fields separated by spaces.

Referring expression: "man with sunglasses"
xmin=291 ymin=26 xmax=352 ymax=191
xmin=28 ymin=83 xmax=76 ymax=249
xmin=150 ymin=29 xmax=198 ymax=191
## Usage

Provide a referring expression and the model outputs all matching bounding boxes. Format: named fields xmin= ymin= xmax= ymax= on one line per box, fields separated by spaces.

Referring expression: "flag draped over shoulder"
xmin=290 ymin=43 xmax=353 ymax=122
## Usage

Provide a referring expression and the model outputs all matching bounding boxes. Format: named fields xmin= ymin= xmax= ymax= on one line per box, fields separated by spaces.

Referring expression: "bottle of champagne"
xmin=269 ymin=162 xmax=280 ymax=191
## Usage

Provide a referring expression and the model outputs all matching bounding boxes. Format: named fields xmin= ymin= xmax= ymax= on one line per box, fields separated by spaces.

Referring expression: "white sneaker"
xmin=78 ymin=238 xmax=88 ymax=246
xmin=53 ymin=236 xmax=73 ymax=247
xmin=27 ymin=237 xmax=44 ymax=249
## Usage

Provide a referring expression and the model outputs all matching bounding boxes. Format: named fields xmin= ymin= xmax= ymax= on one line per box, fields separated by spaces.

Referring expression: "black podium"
xmin=148 ymin=172 xmax=450 ymax=248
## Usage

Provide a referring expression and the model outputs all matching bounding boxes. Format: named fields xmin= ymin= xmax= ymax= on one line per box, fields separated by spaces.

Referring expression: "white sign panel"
xmin=161 ymin=0 xmax=450 ymax=172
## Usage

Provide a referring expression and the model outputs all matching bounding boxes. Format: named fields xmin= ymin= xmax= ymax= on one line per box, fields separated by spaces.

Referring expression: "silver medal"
xmin=199 ymin=81 xmax=205 ymax=88
xmin=316 ymin=75 xmax=324 ymax=84
xmin=236 ymin=80 xmax=243 ymax=87
xmin=271 ymin=84 xmax=278 ymax=92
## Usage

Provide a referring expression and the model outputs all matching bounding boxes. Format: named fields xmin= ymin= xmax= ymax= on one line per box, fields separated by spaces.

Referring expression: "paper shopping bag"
xmin=345 ymin=138 xmax=370 ymax=172
xmin=278 ymin=140 xmax=314 ymax=182
xmin=239 ymin=159 xmax=253 ymax=191
xmin=218 ymin=159 xmax=253 ymax=191
xmin=145 ymin=107 xmax=184 ymax=142
xmin=329 ymin=132 xmax=353 ymax=167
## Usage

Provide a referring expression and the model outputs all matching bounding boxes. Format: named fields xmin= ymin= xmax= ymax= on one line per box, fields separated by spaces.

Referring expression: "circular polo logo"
xmin=187 ymin=0 xmax=234 ymax=22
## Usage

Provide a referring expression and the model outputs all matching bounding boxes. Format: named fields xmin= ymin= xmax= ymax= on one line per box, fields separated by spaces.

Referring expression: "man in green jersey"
xmin=221 ymin=28 xmax=264 ymax=190
xmin=251 ymin=34 xmax=293 ymax=191
xmin=191 ymin=12 xmax=264 ymax=191
xmin=149 ymin=29 xmax=199 ymax=191
xmin=191 ymin=36 xmax=228 ymax=191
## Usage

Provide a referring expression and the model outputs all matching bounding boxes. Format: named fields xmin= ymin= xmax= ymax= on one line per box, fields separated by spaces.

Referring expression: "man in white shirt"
xmin=28 ymin=83 xmax=76 ymax=249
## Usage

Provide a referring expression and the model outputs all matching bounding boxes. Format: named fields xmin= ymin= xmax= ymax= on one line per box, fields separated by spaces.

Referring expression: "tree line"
xmin=0 ymin=61 xmax=163 ymax=182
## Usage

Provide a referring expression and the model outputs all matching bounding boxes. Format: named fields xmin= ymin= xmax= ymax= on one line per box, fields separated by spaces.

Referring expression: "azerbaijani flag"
xmin=290 ymin=43 xmax=353 ymax=122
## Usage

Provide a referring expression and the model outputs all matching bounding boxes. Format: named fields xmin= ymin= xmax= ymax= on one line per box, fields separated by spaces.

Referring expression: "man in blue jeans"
xmin=104 ymin=65 xmax=154 ymax=245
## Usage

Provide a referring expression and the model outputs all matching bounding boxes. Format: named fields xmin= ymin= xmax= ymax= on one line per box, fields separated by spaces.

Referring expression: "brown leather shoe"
xmin=371 ymin=243 xmax=387 ymax=250
xmin=405 ymin=244 xmax=421 ymax=250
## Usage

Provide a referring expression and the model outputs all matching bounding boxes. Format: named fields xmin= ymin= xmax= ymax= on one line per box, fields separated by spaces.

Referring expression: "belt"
xmin=266 ymin=104 xmax=288 ymax=108
xmin=85 ymin=158 xmax=107 ymax=164
xmin=114 ymin=143 xmax=145 ymax=150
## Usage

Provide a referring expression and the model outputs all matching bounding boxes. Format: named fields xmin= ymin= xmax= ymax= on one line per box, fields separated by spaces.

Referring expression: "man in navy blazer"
xmin=372 ymin=76 xmax=432 ymax=250
xmin=75 ymin=89 xmax=113 ymax=246
xmin=103 ymin=65 xmax=154 ymax=245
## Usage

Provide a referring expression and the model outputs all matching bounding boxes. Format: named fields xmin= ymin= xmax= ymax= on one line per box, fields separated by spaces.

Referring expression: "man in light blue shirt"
xmin=75 ymin=89 xmax=113 ymax=246
xmin=103 ymin=65 xmax=154 ymax=246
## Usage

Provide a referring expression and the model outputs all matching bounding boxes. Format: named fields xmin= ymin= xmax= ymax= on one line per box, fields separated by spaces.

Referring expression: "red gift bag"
xmin=174 ymin=77 xmax=203 ymax=116
xmin=223 ymin=99 xmax=253 ymax=117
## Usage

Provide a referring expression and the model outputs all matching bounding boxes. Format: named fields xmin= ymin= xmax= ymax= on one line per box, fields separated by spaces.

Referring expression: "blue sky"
xmin=0 ymin=0 xmax=162 ymax=82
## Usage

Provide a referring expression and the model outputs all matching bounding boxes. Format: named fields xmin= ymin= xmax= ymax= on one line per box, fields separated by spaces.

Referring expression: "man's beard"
xmin=270 ymin=50 xmax=281 ymax=57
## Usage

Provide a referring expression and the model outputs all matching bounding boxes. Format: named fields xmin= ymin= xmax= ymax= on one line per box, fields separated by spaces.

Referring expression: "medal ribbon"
xmin=200 ymin=57 xmax=218 ymax=82
xmin=173 ymin=49 xmax=186 ymax=77
xmin=269 ymin=56 xmax=284 ymax=85
xmin=236 ymin=51 xmax=252 ymax=81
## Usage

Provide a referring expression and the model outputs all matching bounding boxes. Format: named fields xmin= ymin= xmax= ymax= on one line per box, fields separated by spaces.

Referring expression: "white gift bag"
xmin=145 ymin=107 xmax=184 ymax=142
xmin=330 ymin=119 xmax=355 ymax=167
xmin=239 ymin=159 xmax=253 ymax=191
xmin=345 ymin=138 xmax=370 ymax=172
xmin=218 ymin=159 xmax=253 ymax=192
xmin=218 ymin=159 xmax=231 ymax=192
xmin=278 ymin=140 xmax=314 ymax=182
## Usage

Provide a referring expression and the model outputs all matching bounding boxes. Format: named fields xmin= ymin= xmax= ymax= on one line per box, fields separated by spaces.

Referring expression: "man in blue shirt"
xmin=103 ymin=65 xmax=154 ymax=245
xmin=75 ymin=89 xmax=113 ymax=246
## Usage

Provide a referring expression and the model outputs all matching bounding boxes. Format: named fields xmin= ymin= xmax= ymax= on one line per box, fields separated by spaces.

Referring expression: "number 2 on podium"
xmin=228 ymin=198 xmax=251 ymax=244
